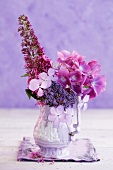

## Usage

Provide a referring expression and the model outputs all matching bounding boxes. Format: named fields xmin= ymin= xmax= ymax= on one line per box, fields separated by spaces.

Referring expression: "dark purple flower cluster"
xmin=41 ymin=81 xmax=77 ymax=109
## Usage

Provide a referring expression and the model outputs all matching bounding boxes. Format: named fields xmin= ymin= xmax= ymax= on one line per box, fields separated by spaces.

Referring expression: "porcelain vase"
xmin=33 ymin=97 xmax=81 ymax=158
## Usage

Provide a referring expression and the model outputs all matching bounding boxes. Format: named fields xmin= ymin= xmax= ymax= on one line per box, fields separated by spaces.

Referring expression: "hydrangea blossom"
xmin=57 ymin=50 xmax=106 ymax=99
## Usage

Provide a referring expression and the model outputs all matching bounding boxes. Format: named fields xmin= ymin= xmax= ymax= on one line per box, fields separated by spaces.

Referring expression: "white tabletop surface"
xmin=0 ymin=109 xmax=113 ymax=170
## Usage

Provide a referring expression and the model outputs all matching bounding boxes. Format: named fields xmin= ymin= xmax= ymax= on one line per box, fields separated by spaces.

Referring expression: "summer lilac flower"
xmin=18 ymin=15 xmax=51 ymax=79
xmin=65 ymin=107 xmax=75 ymax=125
xmin=24 ymin=55 xmax=51 ymax=78
xmin=48 ymin=105 xmax=65 ymax=127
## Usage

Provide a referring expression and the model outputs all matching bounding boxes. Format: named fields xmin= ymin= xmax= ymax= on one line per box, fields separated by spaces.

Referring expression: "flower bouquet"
xmin=18 ymin=15 xmax=106 ymax=158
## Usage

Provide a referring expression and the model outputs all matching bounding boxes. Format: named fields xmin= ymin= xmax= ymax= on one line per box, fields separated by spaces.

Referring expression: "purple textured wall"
xmin=0 ymin=0 xmax=113 ymax=108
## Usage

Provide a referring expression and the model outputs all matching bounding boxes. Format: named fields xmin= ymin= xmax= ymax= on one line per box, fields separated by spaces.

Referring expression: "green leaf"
xmin=21 ymin=74 xmax=29 ymax=77
xmin=25 ymin=89 xmax=38 ymax=100
xmin=25 ymin=89 xmax=31 ymax=99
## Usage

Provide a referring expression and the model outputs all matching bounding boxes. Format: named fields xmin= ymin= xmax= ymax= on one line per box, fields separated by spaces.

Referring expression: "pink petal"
xmin=61 ymin=50 xmax=70 ymax=57
xmin=67 ymin=107 xmax=74 ymax=115
xmin=46 ymin=76 xmax=52 ymax=81
xmin=92 ymin=65 xmax=101 ymax=77
xmin=39 ymin=72 xmax=47 ymax=80
xmin=69 ymin=71 xmax=82 ymax=83
xmin=57 ymin=67 xmax=70 ymax=86
xmin=66 ymin=107 xmax=72 ymax=114
xmin=48 ymin=114 xmax=56 ymax=121
xmin=92 ymin=75 xmax=106 ymax=95
xmin=56 ymin=105 xmax=64 ymax=114
xmin=41 ymin=80 xmax=51 ymax=89
xmin=48 ymin=68 xmax=55 ymax=76
xmin=57 ymin=51 xmax=64 ymax=60
xmin=88 ymin=60 xmax=101 ymax=77
xmin=79 ymin=61 xmax=90 ymax=73
xmin=88 ymin=88 xmax=97 ymax=99
xmin=53 ymin=117 xmax=60 ymax=127
xmin=52 ymin=61 xmax=60 ymax=69
xmin=46 ymin=81 xmax=52 ymax=88
xmin=77 ymin=55 xmax=86 ymax=62
xmin=72 ymin=50 xmax=78 ymax=57
xmin=59 ymin=114 xmax=65 ymax=123
xmin=65 ymin=115 xmax=72 ymax=125
xmin=88 ymin=60 xmax=98 ymax=69
xmin=50 ymin=107 xmax=57 ymax=115
xmin=37 ymin=88 xmax=43 ymax=96
xmin=58 ymin=66 xmax=70 ymax=76
xmin=29 ymin=79 xmax=39 ymax=91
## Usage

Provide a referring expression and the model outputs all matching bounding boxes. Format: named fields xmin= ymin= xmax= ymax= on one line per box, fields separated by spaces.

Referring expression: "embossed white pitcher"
xmin=33 ymin=96 xmax=82 ymax=158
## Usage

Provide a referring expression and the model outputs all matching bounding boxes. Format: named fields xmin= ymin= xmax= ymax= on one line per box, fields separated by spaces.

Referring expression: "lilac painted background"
xmin=0 ymin=0 xmax=113 ymax=108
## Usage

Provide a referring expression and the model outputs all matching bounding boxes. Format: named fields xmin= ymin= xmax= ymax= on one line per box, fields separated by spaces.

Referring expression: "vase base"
xmin=39 ymin=145 xmax=69 ymax=158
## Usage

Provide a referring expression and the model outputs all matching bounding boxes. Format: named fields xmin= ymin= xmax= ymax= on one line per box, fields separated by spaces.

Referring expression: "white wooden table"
xmin=0 ymin=109 xmax=113 ymax=170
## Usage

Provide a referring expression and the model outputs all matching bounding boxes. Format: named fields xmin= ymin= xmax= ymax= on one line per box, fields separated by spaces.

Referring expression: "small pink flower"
xmin=29 ymin=79 xmax=44 ymax=96
xmin=39 ymin=68 xmax=56 ymax=89
xmin=65 ymin=107 xmax=75 ymax=125
xmin=48 ymin=105 xmax=65 ymax=127
xmin=29 ymin=68 xmax=56 ymax=97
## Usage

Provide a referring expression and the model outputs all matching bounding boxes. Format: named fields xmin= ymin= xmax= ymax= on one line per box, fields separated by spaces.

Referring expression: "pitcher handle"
xmin=69 ymin=96 xmax=81 ymax=138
